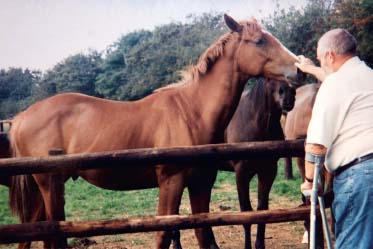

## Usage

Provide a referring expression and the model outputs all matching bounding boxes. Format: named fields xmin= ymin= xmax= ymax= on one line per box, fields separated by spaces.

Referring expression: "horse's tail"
xmin=9 ymin=175 xmax=42 ymax=223
xmin=8 ymin=116 xmax=44 ymax=223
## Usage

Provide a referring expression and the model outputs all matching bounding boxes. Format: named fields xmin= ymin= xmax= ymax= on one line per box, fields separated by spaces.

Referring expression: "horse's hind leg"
xmin=296 ymin=157 xmax=305 ymax=180
xmin=34 ymin=173 xmax=67 ymax=248
xmin=188 ymin=169 xmax=219 ymax=249
xmin=234 ymin=160 xmax=256 ymax=249
xmin=256 ymin=160 xmax=278 ymax=249
xmin=18 ymin=200 xmax=51 ymax=249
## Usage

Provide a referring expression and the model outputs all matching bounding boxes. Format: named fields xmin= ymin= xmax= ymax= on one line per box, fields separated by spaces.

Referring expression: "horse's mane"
xmin=155 ymin=18 xmax=262 ymax=93
xmin=155 ymin=33 xmax=232 ymax=93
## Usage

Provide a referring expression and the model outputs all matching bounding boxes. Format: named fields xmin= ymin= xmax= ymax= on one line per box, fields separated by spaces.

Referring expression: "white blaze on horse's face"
xmin=224 ymin=14 xmax=305 ymax=87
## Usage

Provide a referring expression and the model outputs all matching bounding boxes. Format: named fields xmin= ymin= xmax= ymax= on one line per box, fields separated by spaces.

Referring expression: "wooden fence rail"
xmin=0 ymin=206 xmax=316 ymax=244
xmin=0 ymin=139 xmax=305 ymax=175
xmin=0 ymin=139 xmax=308 ymax=245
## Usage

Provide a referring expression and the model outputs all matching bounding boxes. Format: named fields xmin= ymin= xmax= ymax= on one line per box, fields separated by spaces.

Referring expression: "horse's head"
xmin=224 ymin=14 xmax=305 ymax=87
xmin=265 ymin=79 xmax=296 ymax=113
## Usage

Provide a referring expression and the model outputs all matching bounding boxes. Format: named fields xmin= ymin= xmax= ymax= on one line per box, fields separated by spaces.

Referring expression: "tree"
xmin=330 ymin=0 xmax=373 ymax=67
xmin=95 ymin=30 xmax=152 ymax=99
xmin=262 ymin=0 xmax=373 ymax=81
xmin=263 ymin=0 xmax=333 ymax=64
xmin=95 ymin=13 xmax=226 ymax=100
xmin=0 ymin=68 xmax=40 ymax=119
xmin=34 ymin=50 xmax=103 ymax=101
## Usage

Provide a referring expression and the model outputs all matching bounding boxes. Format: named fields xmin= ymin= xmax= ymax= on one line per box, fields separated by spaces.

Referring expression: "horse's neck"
xmin=184 ymin=60 xmax=248 ymax=135
xmin=245 ymin=90 xmax=282 ymax=140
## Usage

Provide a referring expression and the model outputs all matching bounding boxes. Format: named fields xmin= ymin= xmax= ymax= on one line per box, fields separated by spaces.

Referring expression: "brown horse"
xmin=283 ymin=82 xmax=334 ymax=246
xmin=224 ymin=79 xmax=295 ymax=249
xmin=283 ymin=83 xmax=320 ymax=180
xmin=9 ymin=14 xmax=304 ymax=249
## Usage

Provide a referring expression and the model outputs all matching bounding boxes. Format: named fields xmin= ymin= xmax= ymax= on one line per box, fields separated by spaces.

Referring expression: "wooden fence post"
xmin=48 ymin=149 xmax=68 ymax=248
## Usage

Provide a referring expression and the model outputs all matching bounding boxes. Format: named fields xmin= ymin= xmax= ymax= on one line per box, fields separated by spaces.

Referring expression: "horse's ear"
xmin=224 ymin=14 xmax=242 ymax=33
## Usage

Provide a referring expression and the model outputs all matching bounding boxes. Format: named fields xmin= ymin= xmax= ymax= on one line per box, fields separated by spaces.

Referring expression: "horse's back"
xmin=10 ymin=93 xmax=140 ymax=156
xmin=9 ymin=91 xmax=201 ymax=188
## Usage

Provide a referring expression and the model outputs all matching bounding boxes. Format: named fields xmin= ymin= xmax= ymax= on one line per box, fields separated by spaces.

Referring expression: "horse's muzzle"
xmin=286 ymin=68 xmax=307 ymax=87
xmin=282 ymin=103 xmax=295 ymax=113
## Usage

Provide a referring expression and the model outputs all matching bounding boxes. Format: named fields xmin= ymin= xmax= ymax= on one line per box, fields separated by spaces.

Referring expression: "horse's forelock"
xmin=240 ymin=18 xmax=263 ymax=42
xmin=193 ymin=19 xmax=265 ymax=79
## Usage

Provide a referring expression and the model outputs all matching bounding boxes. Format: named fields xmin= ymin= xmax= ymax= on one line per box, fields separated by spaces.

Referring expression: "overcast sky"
xmin=0 ymin=0 xmax=307 ymax=71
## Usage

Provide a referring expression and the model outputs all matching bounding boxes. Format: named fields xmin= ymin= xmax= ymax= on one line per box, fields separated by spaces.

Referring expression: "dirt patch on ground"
xmin=17 ymin=185 xmax=333 ymax=249
xmin=70 ymin=193 xmax=313 ymax=249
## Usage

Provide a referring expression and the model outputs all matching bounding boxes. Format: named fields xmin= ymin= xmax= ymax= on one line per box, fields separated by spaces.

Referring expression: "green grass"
xmin=273 ymin=159 xmax=303 ymax=200
xmin=0 ymin=159 xmax=302 ymax=225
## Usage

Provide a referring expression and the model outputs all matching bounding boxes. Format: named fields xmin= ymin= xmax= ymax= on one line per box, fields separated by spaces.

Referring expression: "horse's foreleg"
xmin=283 ymin=157 xmax=293 ymax=180
xmin=235 ymin=161 xmax=255 ymax=249
xmin=34 ymin=173 xmax=67 ymax=249
xmin=156 ymin=168 xmax=185 ymax=249
xmin=256 ymin=161 xmax=277 ymax=249
xmin=171 ymin=230 xmax=182 ymax=249
xmin=188 ymin=185 xmax=219 ymax=248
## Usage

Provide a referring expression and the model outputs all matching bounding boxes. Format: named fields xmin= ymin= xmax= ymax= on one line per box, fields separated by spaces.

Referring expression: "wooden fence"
xmin=0 ymin=139 xmax=312 ymax=245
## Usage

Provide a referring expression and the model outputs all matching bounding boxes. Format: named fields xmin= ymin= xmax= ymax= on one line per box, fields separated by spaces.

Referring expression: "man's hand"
xmin=294 ymin=55 xmax=326 ymax=81
xmin=301 ymin=180 xmax=313 ymax=197
xmin=295 ymin=55 xmax=316 ymax=74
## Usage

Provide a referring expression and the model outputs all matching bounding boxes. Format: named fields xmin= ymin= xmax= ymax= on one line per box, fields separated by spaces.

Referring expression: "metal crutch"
xmin=303 ymin=154 xmax=333 ymax=249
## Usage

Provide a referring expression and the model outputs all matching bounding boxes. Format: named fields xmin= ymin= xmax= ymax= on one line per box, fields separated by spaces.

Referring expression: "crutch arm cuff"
xmin=305 ymin=152 xmax=325 ymax=164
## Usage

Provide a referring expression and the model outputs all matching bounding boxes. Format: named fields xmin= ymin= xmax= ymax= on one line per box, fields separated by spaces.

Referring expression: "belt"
xmin=335 ymin=153 xmax=373 ymax=176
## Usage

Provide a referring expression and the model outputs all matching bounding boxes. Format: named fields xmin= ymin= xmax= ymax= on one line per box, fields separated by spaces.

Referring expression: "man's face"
xmin=316 ymin=46 xmax=333 ymax=75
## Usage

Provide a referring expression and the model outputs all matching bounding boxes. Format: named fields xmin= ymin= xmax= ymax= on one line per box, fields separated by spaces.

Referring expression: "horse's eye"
xmin=254 ymin=38 xmax=265 ymax=46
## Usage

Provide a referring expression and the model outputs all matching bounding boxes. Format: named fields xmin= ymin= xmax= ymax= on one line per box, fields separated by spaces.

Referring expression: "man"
xmin=295 ymin=29 xmax=373 ymax=248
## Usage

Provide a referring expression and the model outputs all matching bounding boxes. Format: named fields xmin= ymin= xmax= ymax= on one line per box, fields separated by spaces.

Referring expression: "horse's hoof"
xmin=255 ymin=242 xmax=265 ymax=249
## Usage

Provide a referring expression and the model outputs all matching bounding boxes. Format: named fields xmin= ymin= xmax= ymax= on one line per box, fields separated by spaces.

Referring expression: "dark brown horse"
xmin=224 ymin=79 xmax=295 ymax=249
xmin=0 ymin=132 xmax=11 ymax=186
xmin=9 ymin=14 xmax=304 ymax=249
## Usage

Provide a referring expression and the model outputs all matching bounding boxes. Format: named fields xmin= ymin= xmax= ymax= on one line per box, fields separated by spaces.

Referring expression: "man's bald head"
xmin=318 ymin=29 xmax=357 ymax=56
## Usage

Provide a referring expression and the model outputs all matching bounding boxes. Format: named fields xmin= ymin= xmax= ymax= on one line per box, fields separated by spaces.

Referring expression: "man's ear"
xmin=327 ymin=51 xmax=336 ymax=63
